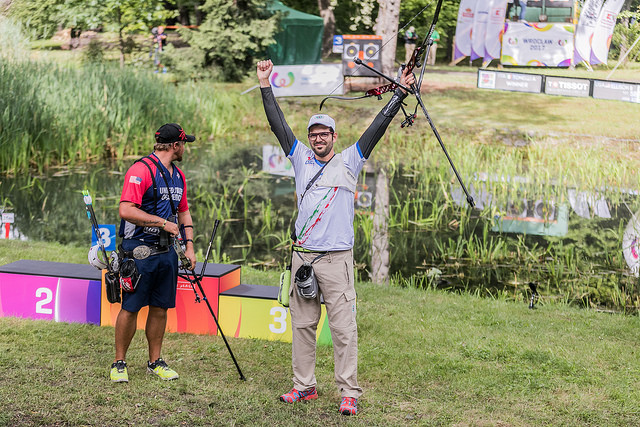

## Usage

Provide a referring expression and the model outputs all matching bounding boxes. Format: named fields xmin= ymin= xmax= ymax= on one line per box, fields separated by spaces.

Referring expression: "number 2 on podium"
xmin=36 ymin=287 xmax=54 ymax=315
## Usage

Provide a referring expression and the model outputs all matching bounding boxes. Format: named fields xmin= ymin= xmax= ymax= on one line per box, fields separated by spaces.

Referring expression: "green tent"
xmin=266 ymin=1 xmax=324 ymax=65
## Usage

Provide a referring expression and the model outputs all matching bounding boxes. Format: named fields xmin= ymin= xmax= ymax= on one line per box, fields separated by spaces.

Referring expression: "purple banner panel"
xmin=0 ymin=273 xmax=101 ymax=325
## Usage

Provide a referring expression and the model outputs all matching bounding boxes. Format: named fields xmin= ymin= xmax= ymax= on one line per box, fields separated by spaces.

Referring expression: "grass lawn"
xmin=2 ymin=37 xmax=640 ymax=424
xmin=2 ymin=242 xmax=640 ymax=425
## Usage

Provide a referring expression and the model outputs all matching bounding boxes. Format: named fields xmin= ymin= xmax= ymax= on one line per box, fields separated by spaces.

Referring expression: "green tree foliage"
xmin=56 ymin=0 xmax=175 ymax=66
xmin=280 ymin=1 xmax=459 ymax=61
xmin=6 ymin=0 xmax=173 ymax=65
xmin=399 ymin=0 xmax=458 ymax=61
xmin=612 ymin=3 xmax=640 ymax=63
xmin=175 ymin=0 xmax=279 ymax=81
xmin=5 ymin=0 xmax=61 ymax=39
xmin=282 ymin=0 xmax=379 ymax=34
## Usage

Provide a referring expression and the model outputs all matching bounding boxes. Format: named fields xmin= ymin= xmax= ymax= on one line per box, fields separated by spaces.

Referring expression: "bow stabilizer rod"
xmin=177 ymin=219 xmax=246 ymax=381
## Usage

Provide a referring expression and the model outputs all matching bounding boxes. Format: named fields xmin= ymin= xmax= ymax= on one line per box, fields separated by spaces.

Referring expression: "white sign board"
xmin=262 ymin=145 xmax=294 ymax=177
xmin=1 ymin=213 xmax=14 ymax=224
xmin=545 ymin=76 xmax=591 ymax=97
xmin=271 ymin=64 xmax=344 ymax=97
xmin=477 ymin=70 xmax=543 ymax=93
xmin=332 ymin=35 xmax=344 ymax=54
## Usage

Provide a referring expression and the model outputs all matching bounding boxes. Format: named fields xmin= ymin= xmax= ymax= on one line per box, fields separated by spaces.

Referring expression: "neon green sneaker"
xmin=110 ymin=360 xmax=128 ymax=383
xmin=147 ymin=358 xmax=179 ymax=380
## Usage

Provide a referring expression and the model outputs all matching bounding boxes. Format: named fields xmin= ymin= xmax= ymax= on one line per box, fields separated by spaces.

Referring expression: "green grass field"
xmin=2 ymin=242 xmax=640 ymax=425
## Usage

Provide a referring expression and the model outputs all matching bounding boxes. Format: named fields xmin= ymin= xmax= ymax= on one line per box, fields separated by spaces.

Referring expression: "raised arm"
xmin=358 ymin=67 xmax=415 ymax=159
xmin=257 ymin=59 xmax=296 ymax=156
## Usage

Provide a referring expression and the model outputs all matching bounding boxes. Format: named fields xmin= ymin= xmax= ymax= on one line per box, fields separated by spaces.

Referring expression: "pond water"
xmin=2 ymin=146 xmax=639 ymax=311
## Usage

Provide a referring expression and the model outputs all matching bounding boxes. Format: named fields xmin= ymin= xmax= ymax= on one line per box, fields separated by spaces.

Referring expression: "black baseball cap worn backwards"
xmin=155 ymin=123 xmax=195 ymax=143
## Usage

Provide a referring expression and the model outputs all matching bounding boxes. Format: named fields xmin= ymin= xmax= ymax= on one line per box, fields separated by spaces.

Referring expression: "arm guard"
xmin=261 ymin=87 xmax=296 ymax=156
xmin=358 ymin=89 xmax=408 ymax=159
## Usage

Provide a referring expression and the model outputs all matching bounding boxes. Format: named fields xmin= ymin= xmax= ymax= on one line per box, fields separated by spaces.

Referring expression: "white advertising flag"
xmin=471 ymin=0 xmax=491 ymax=60
xmin=484 ymin=0 xmax=508 ymax=62
xmin=574 ymin=0 xmax=604 ymax=64
xmin=590 ymin=0 xmax=626 ymax=65
xmin=453 ymin=0 xmax=478 ymax=61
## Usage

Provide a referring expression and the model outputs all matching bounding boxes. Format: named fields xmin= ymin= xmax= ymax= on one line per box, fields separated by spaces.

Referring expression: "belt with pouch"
xmin=292 ymin=246 xmax=329 ymax=254
xmin=119 ymin=243 xmax=169 ymax=260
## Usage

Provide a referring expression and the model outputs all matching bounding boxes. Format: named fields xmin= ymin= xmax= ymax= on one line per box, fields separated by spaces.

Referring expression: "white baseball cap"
xmin=307 ymin=114 xmax=336 ymax=131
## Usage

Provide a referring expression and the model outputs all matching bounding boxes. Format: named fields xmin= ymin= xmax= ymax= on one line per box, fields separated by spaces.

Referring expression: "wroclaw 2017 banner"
xmin=501 ymin=22 xmax=575 ymax=67
xmin=453 ymin=0 xmax=478 ymax=62
xmin=590 ymin=0 xmax=626 ymax=65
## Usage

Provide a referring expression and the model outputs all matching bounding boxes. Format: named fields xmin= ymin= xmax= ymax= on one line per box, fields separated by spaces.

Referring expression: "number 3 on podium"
xmin=269 ymin=306 xmax=288 ymax=334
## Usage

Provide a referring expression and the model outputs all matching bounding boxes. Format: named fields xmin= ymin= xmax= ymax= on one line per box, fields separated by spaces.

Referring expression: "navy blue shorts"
xmin=121 ymin=240 xmax=178 ymax=312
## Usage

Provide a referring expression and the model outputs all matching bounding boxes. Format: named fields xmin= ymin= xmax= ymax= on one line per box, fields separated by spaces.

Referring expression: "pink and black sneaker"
xmin=279 ymin=387 xmax=318 ymax=403
xmin=339 ymin=397 xmax=357 ymax=415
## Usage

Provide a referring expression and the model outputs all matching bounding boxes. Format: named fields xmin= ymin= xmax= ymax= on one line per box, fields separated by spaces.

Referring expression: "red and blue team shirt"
xmin=120 ymin=153 xmax=188 ymax=242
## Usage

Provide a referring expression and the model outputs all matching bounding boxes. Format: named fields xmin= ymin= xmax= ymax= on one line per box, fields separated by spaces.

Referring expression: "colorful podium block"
xmin=100 ymin=263 xmax=240 ymax=335
xmin=0 ymin=260 xmax=102 ymax=325
xmin=219 ymin=284 xmax=332 ymax=346
xmin=0 ymin=260 xmax=332 ymax=346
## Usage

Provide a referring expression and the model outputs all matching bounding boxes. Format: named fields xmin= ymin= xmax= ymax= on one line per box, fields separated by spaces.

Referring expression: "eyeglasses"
xmin=308 ymin=132 xmax=333 ymax=141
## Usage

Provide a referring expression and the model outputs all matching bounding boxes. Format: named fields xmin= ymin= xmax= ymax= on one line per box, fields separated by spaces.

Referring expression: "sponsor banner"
xmin=590 ymin=0 xmax=625 ymax=65
xmin=574 ymin=0 xmax=604 ymax=64
xmin=471 ymin=0 xmax=491 ymax=60
xmin=262 ymin=145 xmax=294 ymax=177
xmin=592 ymin=79 xmax=640 ymax=103
xmin=544 ymin=76 xmax=591 ymax=97
xmin=271 ymin=64 xmax=343 ymax=97
xmin=453 ymin=0 xmax=478 ymax=60
xmin=477 ymin=69 xmax=543 ymax=93
xmin=501 ymin=22 xmax=574 ymax=67
xmin=484 ymin=0 xmax=508 ymax=62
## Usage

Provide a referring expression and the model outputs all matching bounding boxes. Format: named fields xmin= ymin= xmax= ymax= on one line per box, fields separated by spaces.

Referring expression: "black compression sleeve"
xmin=261 ymin=87 xmax=296 ymax=155
xmin=358 ymin=89 xmax=408 ymax=159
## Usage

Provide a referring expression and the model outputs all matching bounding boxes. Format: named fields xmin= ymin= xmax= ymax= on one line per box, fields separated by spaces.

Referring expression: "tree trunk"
xmin=374 ymin=0 xmax=402 ymax=76
xmin=370 ymin=165 xmax=390 ymax=285
xmin=317 ymin=0 xmax=336 ymax=58
xmin=178 ymin=4 xmax=190 ymax=25
xmin=195 ymin=3 xmax=204 ymax=26
xmin=118 ymin=27 xmax=125 ymax=68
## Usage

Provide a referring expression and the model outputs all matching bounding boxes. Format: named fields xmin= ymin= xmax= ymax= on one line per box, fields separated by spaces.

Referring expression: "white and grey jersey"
xmin=260 ymin=86 xmax=407 ymax=251
xmin=289 ymin=141 xmax=365 ymax=251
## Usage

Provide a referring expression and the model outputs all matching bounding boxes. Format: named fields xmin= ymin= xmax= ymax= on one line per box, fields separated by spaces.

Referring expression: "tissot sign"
xmin=545 ymin=76 xmax=591 ymax=97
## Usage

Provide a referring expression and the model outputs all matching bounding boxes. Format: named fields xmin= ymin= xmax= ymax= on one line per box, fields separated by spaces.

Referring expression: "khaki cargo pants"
xmin=289 ymin=249 xmax=363 ymax=399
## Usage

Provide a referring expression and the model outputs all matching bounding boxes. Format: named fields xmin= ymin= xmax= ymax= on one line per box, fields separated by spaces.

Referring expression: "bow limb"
xmin=319 ymin=94 xmax=371 ymax=111
xmin=414 ymin=0 xmax=445 ymax=93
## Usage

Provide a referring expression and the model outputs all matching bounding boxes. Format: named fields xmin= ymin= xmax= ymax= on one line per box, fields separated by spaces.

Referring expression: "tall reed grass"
xmin=0 ymin=59 xmax=200 ymax=174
